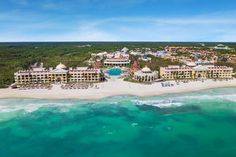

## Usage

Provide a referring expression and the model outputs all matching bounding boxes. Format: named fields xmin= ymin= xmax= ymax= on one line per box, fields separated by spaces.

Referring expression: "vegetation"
xmin=123 ymin=76 xmax=139 ymax=83
xmin=138 ymin=55 xmax=181 ymax=71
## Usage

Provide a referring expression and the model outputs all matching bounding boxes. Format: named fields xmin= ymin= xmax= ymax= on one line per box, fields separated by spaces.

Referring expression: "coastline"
xmin=0 ymin=79 xmax=236 ymax=100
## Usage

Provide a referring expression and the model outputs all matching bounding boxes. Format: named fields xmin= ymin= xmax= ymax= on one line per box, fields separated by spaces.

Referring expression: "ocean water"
xmin=1 ymin=88 xmax=236 ymax=157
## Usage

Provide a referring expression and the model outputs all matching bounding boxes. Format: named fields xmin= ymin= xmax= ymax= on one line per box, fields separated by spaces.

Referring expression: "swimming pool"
xmin=107 ymin=67 xmax=123 ymax=76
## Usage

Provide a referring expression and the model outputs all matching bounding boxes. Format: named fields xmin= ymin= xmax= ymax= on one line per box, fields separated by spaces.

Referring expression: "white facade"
xmin=160 ymin=65 xmax=233 ymax=80
xmin=104 ymin=52 xmax=130 ymax=67
xmin=104 ymin=58 xmax=130 ymax=66
xmin=214 ymin=44 xmax=234 ymax=50
xmin=134 ymin=66 xmax=158 ymax=82
xmin=69 ymin=67 xmax=103 ymax=83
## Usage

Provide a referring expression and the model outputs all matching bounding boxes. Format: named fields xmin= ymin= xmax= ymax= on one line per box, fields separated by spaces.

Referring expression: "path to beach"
xmin=0 ymin=78 xmax=236 ymax=100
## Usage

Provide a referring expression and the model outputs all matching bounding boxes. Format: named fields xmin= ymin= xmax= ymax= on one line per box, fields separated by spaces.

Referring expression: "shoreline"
xmin=0 ymin=79 xmax=236 ymax=100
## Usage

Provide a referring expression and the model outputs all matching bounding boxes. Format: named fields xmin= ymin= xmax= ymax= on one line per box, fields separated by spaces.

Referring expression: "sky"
xmin=0 ymin=0 xmax=236 ymax=42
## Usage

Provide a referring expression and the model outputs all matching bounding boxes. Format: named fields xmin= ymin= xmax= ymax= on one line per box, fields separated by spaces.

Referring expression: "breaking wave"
xmin=0 ymin=101 xmax=75 ymax=113
xmin=0 ymin=88 xmax=236 ymax=114
xmin=176 ymin=94 xmax=236 ymax=103
xmin=132 ymin=90 xmax=236 ymax=108
xmin=133 ymin=99 xmax=183 ymax=108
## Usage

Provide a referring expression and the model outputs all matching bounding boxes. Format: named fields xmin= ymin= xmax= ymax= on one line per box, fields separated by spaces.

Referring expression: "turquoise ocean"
xmin=1 ymin=88 xmax=236 ymax=157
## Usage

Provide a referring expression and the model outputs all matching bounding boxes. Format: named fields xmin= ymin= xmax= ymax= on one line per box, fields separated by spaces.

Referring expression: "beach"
xmin=0 ymin=78 xmax=236 ymax=100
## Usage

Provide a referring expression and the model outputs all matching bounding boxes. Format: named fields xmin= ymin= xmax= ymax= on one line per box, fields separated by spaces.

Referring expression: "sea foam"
xmin=133 ymin=99 xmax=183 ymax=108
xmin=0 ymin=88 xmax=236 ymax=114
xmin=132 ymin=92 xmax=236 ymax=108
xmin=0 ymin=101 xmax=74 ymax=113
xmin=176 ymin=94 xmax=236 ymax=102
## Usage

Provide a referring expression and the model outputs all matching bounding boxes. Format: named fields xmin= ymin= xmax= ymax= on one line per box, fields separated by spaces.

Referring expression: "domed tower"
xmin=56 ymin=62 xmax=67 ymax=69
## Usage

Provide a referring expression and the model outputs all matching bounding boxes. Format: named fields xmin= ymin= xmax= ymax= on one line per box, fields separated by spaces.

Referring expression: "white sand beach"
xmin=0 ymin=78 xmax=236 ymax=100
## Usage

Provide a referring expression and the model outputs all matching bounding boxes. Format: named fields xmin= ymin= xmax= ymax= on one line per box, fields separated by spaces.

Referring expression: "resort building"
xmin=68 ymin=67 xmax=103 ymax=83
xmin=160 ymin=65 xmax=233 ymax=80
xmin=91 ymin=52 xmax=108 ymax=59
xmin=193 ymin=65 xmax=233 ymax=79
xmin=195 ymin=59 xmax=215 ymax=66
xmin=104 ymin=52 xmax=130 ymax=67
xmin=139 ymin=55 xmax=152 ymax=62
xmin=134 ymin=66 xmax=158 ymax=82
xmin=14 ymin=63 xmax=104 ymax=84
xmin=160 ymin=66 xmax=194 ymax=80
xmin=121 ymin=47 xmax=129 ymax=53
xmin=104 ymin=58 xmax=130 ymax=67
xmin=213 ymin=44 xmax=234 ymax=51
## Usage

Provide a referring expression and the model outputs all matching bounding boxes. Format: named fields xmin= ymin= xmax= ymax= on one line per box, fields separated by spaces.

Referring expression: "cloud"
xmin=0 ymin=9 xmax=236 ymax=42
xmin=61 ymin=15 xmax=236 ymax=42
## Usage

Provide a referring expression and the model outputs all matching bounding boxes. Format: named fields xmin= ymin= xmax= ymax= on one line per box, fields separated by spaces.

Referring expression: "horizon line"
xmin=0 ymin=41 xmax=236 ymax=43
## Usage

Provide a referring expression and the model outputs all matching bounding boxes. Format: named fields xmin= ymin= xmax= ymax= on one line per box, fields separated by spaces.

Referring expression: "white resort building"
xmin=68 ymin=67 xmax=103 ymax=83
xmin=160 ymin=65 xmax=233 ymax=80
xmin=14 ymin=63 xmax=104 ymax=84
xmin=104 ymin=52 xmax=130 ymax=67
xmin=193 ymin=65 xmax=233 ymax=79
xmin=134 ymin=66 xmax=158 ymax=82
xmin=213 ymin=44 xmax=234 ymax=51
xmin=160 ymin=65 xmax=194 ymax=80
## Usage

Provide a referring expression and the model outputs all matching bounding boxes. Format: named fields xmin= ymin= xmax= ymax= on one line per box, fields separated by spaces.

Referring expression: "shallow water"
xmin=106 ymin=67 xmax=123 ymax=76
xmin=0 ymin=88 xmax=236 ymax=157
